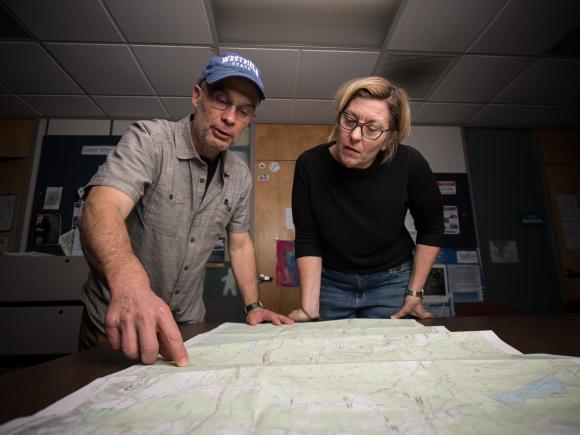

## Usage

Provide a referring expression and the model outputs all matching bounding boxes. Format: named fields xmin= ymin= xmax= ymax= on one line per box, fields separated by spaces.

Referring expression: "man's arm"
xmin=227 ymin=231 xmax=293 ymax=325
xmin=288 ymin=256 xmax=321 ymax=321
xmin=79 ymin=185 xmax=189 ymax=366
xmin=390 ymin=243 xmax=439 ymax=319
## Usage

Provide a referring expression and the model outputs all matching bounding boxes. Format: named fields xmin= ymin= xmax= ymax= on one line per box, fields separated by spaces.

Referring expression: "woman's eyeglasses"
xmin=339 ymin=111 xmax=390 ymax=140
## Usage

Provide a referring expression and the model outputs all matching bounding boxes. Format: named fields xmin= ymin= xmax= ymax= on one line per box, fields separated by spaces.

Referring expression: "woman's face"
xmin=333 ymin=97 xmax=391 ymax=170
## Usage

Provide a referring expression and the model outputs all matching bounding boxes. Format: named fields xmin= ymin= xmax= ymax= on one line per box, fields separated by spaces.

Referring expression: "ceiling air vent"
xmin=376 ymin=54 xmax=455 ymax=99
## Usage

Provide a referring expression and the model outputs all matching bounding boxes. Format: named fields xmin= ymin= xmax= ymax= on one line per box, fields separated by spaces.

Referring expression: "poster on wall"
xmin=438 ymin=181 xmax=457 ymax=195
xmin=447 ymin=264 xmax=483 ymax=293
xmin=456 ymin=250 xmax=478 ymax=263
xmin=443 ymin=205 xmax=460 ymax=235
xmin=42 ymin=187 xmax=63 ymax=210
xmin=276 ymin=240 xmax=299 ymax=287
xmin=489 ymin=240 xmax=519 ymax=263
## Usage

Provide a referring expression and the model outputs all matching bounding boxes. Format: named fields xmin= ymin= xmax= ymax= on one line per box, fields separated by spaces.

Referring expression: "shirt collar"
xmin=175 ymin=113 xmax=233 ymax=179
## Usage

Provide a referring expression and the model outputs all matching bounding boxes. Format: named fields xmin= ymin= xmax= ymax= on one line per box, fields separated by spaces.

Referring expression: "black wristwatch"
xmin=244 ymin=300 xmax=264 ymax=315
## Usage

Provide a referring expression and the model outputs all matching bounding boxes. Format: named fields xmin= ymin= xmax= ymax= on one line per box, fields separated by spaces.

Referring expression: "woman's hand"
xmin=288 ymin=307 xmax=320 ymax=322
xmin=390 ymin=296 xmax=433 ymax=319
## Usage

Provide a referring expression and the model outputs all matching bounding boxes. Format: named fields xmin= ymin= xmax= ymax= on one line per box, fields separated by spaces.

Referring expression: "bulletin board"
xmin=435 ymin=173 xmax=477 ymax=249
xmin=406 ymin=171 xmax=483 ymax=310
xmin=434 ymin=172 xmax=483 ymax=305
xmin=26 ymin=134 xmax=231 ymax=266
xmin=26 ymin=135 xmax=120 ymax=255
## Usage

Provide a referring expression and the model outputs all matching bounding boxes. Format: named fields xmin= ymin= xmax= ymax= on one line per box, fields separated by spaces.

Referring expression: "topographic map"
xmin=2 ymin=319 xmax=580 ymax=434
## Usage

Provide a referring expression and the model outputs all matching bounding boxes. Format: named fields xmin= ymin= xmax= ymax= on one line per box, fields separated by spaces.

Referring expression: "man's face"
xmin=191 ymin=77 xmax=259 ymax=159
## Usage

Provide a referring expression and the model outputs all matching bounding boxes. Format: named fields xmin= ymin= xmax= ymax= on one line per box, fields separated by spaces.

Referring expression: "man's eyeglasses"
xmin=207 ymin=90 xmax=256 ymax=121
xmin=339 ymin=111 xmax=390 ymax=140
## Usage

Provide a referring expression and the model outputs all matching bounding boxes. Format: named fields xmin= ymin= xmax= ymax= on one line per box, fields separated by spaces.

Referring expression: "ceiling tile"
xmin=414 ymin=103 xmax=482 ymax=125
xmin=0 ymin=95 xmax=41 ymax=118
xmin=549 ymin=24 xmax=580 ymax=56
xmin=47 ymin=44 xmax=154 ymax=95
xmin=524 ymin=106 xmax=580 ymax=128
xmin=133 ymin=46 xmax=214 ymax=96
xmin=0 ymin=42 xmax=82 ymax=94
xmin=3 ymin=0 xmax=122 ymax=42
xmin=293 ymin=100 xmax=334 ymax=124
xmin=22 ymin=95 xmax=106 ymax=118
xmin=297 ymin=51 xmax=379 ymax=99
xmin=220 ymin=48 xmax=299 ymax=99
xmin=104 ymin=0 xmax=212 ymax=44
xmin=492 ymin=58 xmax=580 ymax=104
xmin=430 ymin=55 xmax=532 ymax=102
xmin=94 ymin=96 xmax=167 ymax=119
xmin=213 ymin=0 xmax=401 ymax=47
xmin=471 ymin=0 xmax=580 ymax=55
xmin=0 ymin=3 xmax=31 ymax=39
xmin=160 ymin=97 xmax=193 ymax=120
xmin=376 ymin=54 xmax=455 ymax=99
xmin=254 ymin=99 xmax=294 ymax=124
xmin=553 ymin=85 xmax=580 ymax=105
xmin=466 ymin=104 xmax=541 ymax=127
xmin=387 ymin=0 xmax=506 ymax=52
xmin=0 ymin=1 xmax=578 ymax=125
xmin=409 ymin=102 xmax=423 ymax=122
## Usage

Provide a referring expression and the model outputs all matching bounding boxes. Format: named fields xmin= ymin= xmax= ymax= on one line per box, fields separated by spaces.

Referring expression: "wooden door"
xmin=537 ymin=129 xmax=580 ymax=302
xmin=254 ymin=124 xmax=333 ymax=314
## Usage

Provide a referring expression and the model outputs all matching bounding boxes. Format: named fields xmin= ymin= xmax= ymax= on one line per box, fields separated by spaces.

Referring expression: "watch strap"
xmin=244 ymin=300 xmax=264 ymax=315
xmin=405 ymin=289 xmax=424 ymax=298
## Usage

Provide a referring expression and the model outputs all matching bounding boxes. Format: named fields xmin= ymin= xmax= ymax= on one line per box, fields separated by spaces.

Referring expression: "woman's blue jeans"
xmin=319 ymin=262 xmax=411 ymax=320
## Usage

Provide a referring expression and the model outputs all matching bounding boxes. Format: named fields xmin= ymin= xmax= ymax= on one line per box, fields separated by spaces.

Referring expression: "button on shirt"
xmin=81 ymin=115 xmax=252 ymax=332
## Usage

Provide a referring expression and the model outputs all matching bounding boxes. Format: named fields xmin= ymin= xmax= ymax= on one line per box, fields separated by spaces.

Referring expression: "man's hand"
xmin=390 ymin=296 xmax=433 ymax=319
xmin=246 ymin=308 xmax=294 ymax=326
xmin=288 ymin=308 xmax=319 ymax=322
xmin=105 ymin=287 xmax=189 ymax=366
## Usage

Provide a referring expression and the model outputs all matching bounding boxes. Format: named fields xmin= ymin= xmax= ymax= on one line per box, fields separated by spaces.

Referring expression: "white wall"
xmin=403 ymin=126 xmax=466 ymax=173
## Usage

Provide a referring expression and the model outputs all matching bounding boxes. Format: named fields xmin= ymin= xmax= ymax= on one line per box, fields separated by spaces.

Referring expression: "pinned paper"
xmin=444 ymin=205 xmax=460 ymax=235
xmin=285 ymin=208 xmax=295 ymax=230
xmin=438 ymin=181 xmax=457 ymax=195
xmin=489 ymin=240 xmax=518 ymax=263
xmin=43 ymin=187 xmax=63 ymax=210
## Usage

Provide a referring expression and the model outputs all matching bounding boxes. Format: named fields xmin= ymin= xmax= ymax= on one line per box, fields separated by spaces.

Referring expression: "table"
xmin=1 ymin=314 xmax=579 ymax=426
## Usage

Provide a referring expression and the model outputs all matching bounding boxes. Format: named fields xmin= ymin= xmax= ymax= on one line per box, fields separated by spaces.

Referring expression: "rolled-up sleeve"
xmin=407 ymin=149 xmax=445 ymax=247
xmin=88 ymin=121 xmax=161 ymax=203
xmin=292 ymin=154 xmax=323 ymax=258
xmin=227 ymin=165 xmax=252 ymax=233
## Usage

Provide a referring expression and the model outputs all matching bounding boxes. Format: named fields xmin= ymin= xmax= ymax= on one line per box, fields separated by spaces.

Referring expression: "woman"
xmin=289 ymin=76 xmax=444 ymax=322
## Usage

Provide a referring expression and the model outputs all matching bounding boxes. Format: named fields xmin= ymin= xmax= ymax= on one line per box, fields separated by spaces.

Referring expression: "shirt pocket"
xmin=143 ymin=185 xmax=185 ymax=237
xmin=210 ymin=196 xmax=234 ymax=237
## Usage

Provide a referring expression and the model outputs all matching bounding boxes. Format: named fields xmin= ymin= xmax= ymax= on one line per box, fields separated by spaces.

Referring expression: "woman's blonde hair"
xmin=328 ymin=76 xmax=411 ymax=163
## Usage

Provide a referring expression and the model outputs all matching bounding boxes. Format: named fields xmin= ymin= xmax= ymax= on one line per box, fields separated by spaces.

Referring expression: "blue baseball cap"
xmin=198 ymin=52 xmax=266 ymax=101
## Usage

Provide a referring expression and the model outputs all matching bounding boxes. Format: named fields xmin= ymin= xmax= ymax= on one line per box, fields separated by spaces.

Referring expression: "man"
xmin=78 ymin=52 xmax=293 ymax=367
